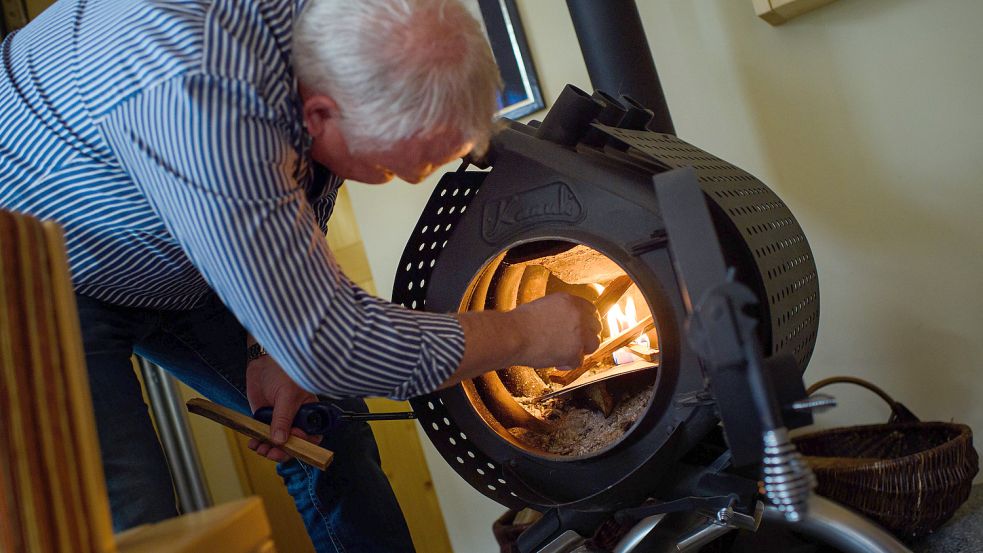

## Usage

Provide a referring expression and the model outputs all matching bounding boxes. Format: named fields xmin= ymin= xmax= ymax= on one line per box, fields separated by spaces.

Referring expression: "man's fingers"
xmin=269 ymin=397 xmax=300 ymax=445
xmin=248 ymin=439 xmax=296 ymax=463
xmin=266 ymin=447 xmax=290 ymax=463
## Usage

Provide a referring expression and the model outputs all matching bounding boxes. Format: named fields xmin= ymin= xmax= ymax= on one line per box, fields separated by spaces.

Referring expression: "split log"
xmin=466 ymin=256 xmax=551 ymax=432
xmin=582 ymin=384 xmax=616 ymax=417
xmin=496 ymin=265 xmax=552 ymax=395
xmin=499 ymin=366 xmax=550 ymax=398
xmin=187 ymin=398 xmax=333 ymax=470
xmin=628 ymin=344 xmax=659 ymax=363
xmin=517 ymin=264 xmax=550 ymax=304
xmin=593 ymin=275 xmax=634 ymax=320
xmin=545 ymin=273 xmax=601 ymax=304
xmin=553 ymin=315 xmax=655 ymax=385
xmin=476 ymin=374 xmax=553 ymax=433
xmin=581 ymin=315 xmax=655 ymax=368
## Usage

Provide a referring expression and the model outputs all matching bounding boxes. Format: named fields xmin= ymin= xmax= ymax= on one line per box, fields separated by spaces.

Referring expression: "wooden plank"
xmin=628 ymin=344 xmax=659 ymax=363
xmin=116 ymin=497 xmax=272 ymax=553
xmin=186 ymin=398 xmax=333 ymax=470
xmin=23 ymin=219 xmax=84 ymax=553
xmin=39 ymin=223 xmax=95 ymax=553
xmin=553 ymin=315 xmax=655 ymax=385
xmin=0 ymin=212 xmax=25 ymax=553
xmin=582 ymin=315 xmax=656 ymax=367
xmin=536 ymin=360 xmax=660 ymax=402
xmin=42 ymin=222 xmax=117 ymax=553
xmin=9 ymin=215 xmax=57 ymax=553
xmin=593 ymin=275 xmax=633 ymax=318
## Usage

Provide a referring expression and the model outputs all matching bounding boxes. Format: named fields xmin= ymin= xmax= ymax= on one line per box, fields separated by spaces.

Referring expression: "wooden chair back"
xmin=0 ymin=209 xmax=116 ymax=553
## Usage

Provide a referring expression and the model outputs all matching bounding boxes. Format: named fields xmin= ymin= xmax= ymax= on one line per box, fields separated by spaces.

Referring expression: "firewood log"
xmin=477 ymin=374 xmax=553 ymax=433
xmin=499 ymin=365 xmax=550 ymax=398
xmin=553 ymin=315 xmax=656 ymax=385
xmin=582 ymin=384 xmax=615 ymax=417
xmin=497 ymin=265 xmax=552 ymax=395
xmin=593 ymin=275 xmax=633 ymax=319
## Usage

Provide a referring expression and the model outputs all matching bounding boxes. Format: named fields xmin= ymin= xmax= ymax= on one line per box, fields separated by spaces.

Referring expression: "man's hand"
xmin=442 ymin=292 xmax=601 ymax=388
xmin=245 ymin=351 xmax=322 ymax=463
xmin=511 ymin=293 xmax=602 ymax=370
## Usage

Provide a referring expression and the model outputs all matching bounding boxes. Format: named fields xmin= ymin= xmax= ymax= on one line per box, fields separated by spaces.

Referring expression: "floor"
xmin=910 ymin=484 xmax=983 ymax=553
xmin=711 ymin=485 xmax=983 ymax=553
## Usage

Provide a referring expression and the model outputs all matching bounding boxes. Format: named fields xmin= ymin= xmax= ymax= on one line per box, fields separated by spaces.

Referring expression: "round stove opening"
xmin=459 ymin=240 xmax=661 ymax=458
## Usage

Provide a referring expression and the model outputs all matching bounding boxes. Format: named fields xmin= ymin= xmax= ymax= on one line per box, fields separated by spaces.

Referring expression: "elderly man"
xmin=0 ymin=0 xmax=600 ymax=551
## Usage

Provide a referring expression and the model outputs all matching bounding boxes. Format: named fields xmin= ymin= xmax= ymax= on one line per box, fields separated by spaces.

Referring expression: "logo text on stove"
xmin=481 ymin=182 xmax=585 ymax=243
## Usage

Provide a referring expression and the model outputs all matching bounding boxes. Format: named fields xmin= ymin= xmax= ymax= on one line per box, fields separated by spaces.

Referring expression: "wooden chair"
xmin=0 ymin=210 xmax=276 ymax=553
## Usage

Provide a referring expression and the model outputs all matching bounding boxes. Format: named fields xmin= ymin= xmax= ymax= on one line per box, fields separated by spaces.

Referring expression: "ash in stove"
xmin=509 ymin=376 xmax=656 ymax=456
xmin=463 ymin=242 xmax=662 ymax=457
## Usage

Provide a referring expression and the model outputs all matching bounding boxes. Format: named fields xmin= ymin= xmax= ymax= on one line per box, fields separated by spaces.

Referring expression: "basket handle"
xmin=806 ymin=376 xmax=920 ymax=424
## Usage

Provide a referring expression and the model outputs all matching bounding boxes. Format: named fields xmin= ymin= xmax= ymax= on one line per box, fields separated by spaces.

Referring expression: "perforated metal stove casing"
xmin=392 ymin=122 xmax=819 ymax=512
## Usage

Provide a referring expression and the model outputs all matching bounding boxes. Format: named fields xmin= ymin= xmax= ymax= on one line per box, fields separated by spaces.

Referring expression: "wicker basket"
xmin=793 ymin=376 xmax=979 ymax=539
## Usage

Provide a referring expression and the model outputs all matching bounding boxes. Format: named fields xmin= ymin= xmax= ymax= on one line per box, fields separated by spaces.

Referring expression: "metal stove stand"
xmin=532 ymin=495 xmax=912 ymax=553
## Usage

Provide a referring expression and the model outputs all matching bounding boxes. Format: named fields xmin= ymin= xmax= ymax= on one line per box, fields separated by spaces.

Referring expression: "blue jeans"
xmin=76 ymin=293 xmax=415 ymax=553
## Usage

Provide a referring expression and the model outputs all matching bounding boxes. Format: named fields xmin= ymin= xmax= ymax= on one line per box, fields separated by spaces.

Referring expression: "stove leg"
xmin=610 ymin=514 xmax=668 ymax=553
xmin=517 ymin=509 xmax=609 ymax=553
xmin=533 ymin=530 xmax=589 ymax=553
xmin=762 ymin=495 xmax=913 ymax=553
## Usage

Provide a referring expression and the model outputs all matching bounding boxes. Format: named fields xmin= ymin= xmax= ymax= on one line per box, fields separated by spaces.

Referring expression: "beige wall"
xmin=349 ymin=1 xmax=983 ymax=551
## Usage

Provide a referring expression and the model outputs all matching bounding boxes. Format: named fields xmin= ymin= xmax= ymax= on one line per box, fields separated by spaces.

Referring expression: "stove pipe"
xmin=565 ymin=0 xmax=675 ymax=135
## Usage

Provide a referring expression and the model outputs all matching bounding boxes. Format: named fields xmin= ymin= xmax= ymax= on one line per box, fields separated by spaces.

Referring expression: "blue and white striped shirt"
xmin=0 ymin=0 xmax=464 ymax=399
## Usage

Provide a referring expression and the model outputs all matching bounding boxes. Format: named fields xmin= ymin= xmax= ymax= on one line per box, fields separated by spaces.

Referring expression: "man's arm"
xmin=442 ymin=293 xmax=601 ymax=388
xmin=100 ymin=74 xmax=599 ymax=400
xmin=100 ymin=74 xmax=462 ymax=399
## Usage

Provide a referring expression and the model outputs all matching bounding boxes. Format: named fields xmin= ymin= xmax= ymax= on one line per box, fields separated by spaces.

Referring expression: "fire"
xmin=603 ymin=296 xmax=651 ymax=365
xmin=606 ymin=296 xmax=637 ymax=335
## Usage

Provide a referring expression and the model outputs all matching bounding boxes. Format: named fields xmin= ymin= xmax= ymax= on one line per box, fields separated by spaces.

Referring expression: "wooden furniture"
xmin=0 ymin=210 xmax=117 ymax=553
xmin=116 ymin=497 xmax=274 ymax=553
xmin=0 ymin=210 xmax=278 ymax=553
xmin=187 ymin=398 xmax=333 ymax=470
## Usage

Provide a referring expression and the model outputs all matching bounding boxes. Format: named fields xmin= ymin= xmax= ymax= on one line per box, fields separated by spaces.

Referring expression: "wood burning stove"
xmin=389 ymin=83 xmax=837 ymax=549
xmin=389 ymin=4 xmax=912 ymax=551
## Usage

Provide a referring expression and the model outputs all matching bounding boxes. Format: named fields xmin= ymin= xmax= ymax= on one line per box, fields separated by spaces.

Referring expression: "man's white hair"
xmin=293 ymin=0 xmax=501 ymax=154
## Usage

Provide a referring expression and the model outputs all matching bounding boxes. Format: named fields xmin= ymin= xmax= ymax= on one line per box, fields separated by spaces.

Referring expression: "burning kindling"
xmin=459 ymin=244 xmax=662 ymax=456
xmin=496 ymin=258 xmax=660 ymax=455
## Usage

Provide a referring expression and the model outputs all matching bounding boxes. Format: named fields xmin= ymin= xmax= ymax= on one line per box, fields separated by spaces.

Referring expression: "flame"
xmin=604 ymin=296 xmax=650 ymax=365
xmin=606 ymin=297 xmax=638 ymax=335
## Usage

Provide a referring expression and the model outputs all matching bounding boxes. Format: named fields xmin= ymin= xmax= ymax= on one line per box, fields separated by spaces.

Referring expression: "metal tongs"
xmin=254 ymin=402 xmax=416 ymax=435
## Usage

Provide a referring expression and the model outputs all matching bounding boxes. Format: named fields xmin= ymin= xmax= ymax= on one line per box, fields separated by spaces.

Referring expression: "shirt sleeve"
xmin=97 ymin=74 xmax=464 ymax=399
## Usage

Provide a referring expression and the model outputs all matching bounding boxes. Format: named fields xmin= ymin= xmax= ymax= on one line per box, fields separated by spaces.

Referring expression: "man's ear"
xmin=302 ymin=94 xmax=341 ymax=139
